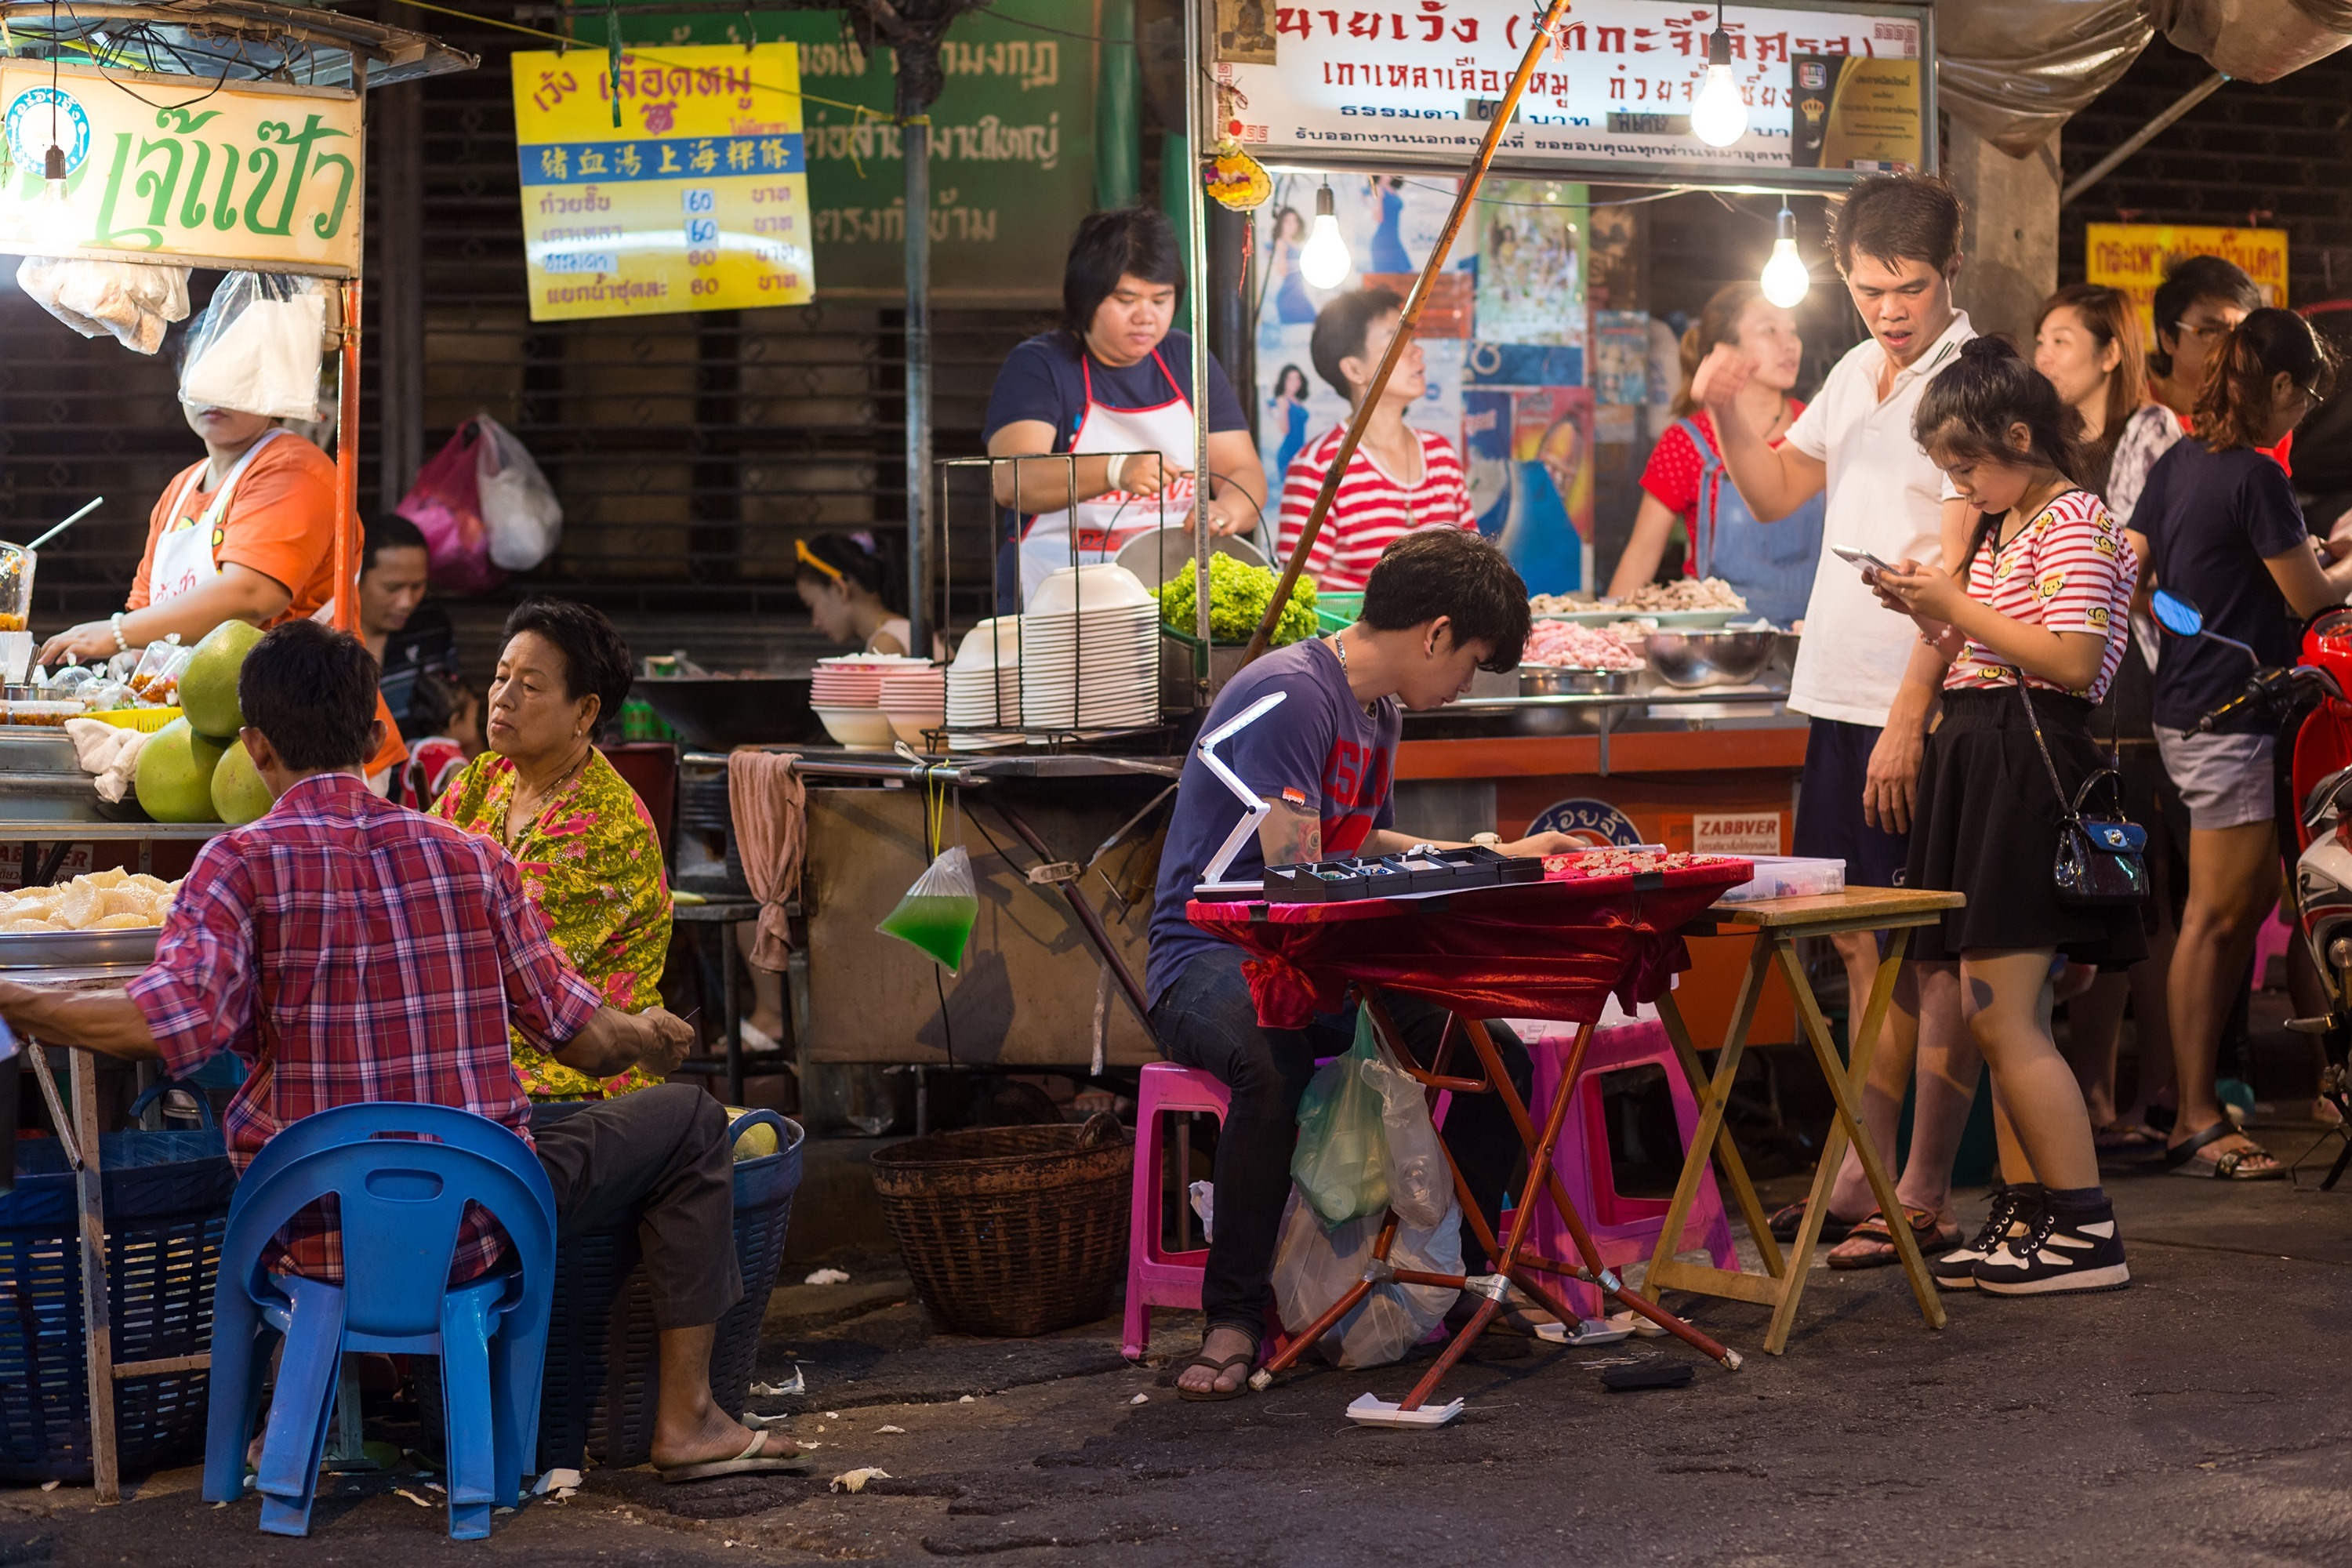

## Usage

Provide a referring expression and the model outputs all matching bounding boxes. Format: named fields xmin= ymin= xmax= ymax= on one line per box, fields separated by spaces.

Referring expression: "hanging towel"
xmin=728 ymin=747 xmax=807 ymax=971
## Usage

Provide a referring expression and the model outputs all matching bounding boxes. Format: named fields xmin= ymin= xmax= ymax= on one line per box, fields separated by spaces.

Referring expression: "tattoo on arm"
xmin=1256 ymin=797 xmax=1321 ymax=867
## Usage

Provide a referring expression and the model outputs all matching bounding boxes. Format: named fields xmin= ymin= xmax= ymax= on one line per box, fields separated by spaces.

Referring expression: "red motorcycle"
xmin=2162 ymin=590 xmax=2352 ymax=1185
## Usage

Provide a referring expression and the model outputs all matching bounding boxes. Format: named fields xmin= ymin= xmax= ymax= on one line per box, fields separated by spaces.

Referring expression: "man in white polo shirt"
xmin=1690 ymin=172 xmax=1978 ymax=1261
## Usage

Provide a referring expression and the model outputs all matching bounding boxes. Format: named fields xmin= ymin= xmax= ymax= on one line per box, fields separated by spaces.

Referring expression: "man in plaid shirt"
xmin=0 ymin=620 xmax=801 ymax=1483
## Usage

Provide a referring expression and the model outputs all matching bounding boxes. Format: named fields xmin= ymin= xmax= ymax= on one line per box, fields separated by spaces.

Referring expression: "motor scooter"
xmin=2155 ymin=589 xmax=2352 ymax=1185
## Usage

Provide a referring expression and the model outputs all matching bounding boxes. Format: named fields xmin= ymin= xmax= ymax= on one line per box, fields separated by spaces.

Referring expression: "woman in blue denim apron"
xmin=1608 ymin=283 xmax=1825 ymax=625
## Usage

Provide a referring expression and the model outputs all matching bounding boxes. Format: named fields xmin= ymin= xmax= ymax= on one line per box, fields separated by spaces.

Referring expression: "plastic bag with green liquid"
xmin=876 ymin=843 xmax=979 ymax=973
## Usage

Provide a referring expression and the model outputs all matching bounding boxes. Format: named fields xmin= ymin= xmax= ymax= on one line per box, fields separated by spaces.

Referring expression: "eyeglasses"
xmin=794 ymin=538 xmax=844 ymax=583
xmin=2172 ymin=318 xmax=2235 ymax=340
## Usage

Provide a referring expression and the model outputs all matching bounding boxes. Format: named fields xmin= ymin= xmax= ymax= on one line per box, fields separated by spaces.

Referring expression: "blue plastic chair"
xmin=200 ymin=1104 xmax=557 ymax=1540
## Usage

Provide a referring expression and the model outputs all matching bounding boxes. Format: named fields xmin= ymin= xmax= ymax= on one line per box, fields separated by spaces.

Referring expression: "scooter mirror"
xmin=2151 ymin=590 xmax=2205 ymax=639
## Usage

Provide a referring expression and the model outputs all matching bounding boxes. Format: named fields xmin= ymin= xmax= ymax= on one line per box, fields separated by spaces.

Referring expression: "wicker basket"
xmin=0 ymin=1129 xmax=232 ymax=1482
xmin=871 ymin=1116 xmax=1132 ymax=1338
xmin=533 ymin=1108 xmax=803 ymax=1472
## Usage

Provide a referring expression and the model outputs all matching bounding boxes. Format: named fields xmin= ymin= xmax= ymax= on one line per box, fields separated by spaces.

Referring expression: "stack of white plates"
xmin=1015 ymin=565 xmax=1163 ymax=729
xmin=946 ymin=618 xmax=1025 ymax=731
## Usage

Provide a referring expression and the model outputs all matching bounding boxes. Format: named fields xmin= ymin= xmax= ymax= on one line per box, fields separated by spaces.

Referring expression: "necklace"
xmin=506 ymin=744 xmax=591 ymax=849
xmin=1327 ymin=630 xmax=1377 ymax=716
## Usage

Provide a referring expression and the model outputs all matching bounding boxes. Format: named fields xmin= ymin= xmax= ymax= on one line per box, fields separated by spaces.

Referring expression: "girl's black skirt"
xmin=1904 ymin=684 xmax=2149 ymax=968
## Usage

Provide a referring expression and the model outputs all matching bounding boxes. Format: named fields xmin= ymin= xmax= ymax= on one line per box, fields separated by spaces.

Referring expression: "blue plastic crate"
xmin=0 ymin=1129 xmax=231 ymax=1482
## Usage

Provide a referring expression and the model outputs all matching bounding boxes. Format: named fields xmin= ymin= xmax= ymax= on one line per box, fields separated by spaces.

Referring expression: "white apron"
xmin=148 ymin=428 xmax=288 ymax=610
xmin=1017 ymin=347 xmax=1199 ymax=605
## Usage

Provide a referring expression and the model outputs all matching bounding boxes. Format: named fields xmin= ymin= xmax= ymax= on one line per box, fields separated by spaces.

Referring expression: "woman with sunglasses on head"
xmin=794 ymin=531 xmax=917 ymax=656
xmin=2126 ymin=308 xmax=2352 ymax=1181
xmin=1871 ymin=337 xmax=2144 ymax=1294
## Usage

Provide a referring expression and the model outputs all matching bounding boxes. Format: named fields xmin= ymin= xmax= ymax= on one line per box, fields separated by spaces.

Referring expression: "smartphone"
xmin=1831 ymin=545 xmax=1893 ymax=575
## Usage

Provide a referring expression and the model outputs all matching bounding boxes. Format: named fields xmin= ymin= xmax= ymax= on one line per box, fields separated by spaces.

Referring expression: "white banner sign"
xmin=1217 ymin=1 xmax=1929 ymax=182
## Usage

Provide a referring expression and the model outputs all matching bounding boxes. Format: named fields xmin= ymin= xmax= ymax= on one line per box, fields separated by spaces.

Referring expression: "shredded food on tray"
xmin=0 ymin=868 xmax=179 ymax=933
xmin=1521 ymin=622 xmax=1642 ymax=670
xmin=1614 ymin=577 xmax=1748 ymax=613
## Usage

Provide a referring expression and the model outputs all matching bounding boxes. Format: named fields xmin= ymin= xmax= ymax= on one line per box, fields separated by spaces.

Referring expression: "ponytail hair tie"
xmin=849 ymin=530 xmax=878 ymax=554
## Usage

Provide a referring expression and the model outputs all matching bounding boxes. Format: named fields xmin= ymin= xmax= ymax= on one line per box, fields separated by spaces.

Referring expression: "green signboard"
xmin=574 ymin=2 xmax=1095 ymax=304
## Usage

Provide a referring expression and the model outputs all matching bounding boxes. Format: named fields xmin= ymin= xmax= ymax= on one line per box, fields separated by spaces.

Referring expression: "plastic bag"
xmin=1291 ymin=1026 xmax=1390 ymax=1225
xmin=1271 ymin=1185 xmax=1462 ymax=1368
xmin=1363 ymin=1028 xmax=1450 ymax=1230
xmin=397 ymin=421 xmax=505 ymax=594
xmin=876 ymin=844 xmax=978 ymax=973
xmin=476 ymin=416 xmax=564 ymax=571
xmin=178 ymin=271 xmax=327 ymax=419
xmin=16 ymin=257 xmax=190 ymax=354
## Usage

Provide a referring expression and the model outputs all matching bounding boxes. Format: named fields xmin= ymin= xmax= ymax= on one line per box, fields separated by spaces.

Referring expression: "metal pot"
xmin=1645 ymin=628 xmax=1778 ymax=689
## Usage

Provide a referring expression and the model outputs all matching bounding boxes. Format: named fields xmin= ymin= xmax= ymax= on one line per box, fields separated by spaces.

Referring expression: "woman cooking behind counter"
xmin=432 ymin=597 xmax=673 ymax=1101
xmin=982 ymin=207 xmax=1269 ymax=607
xmin=38 ymin=399 xmax=405 ymax=777
xmin=1604 ymin=283 xmax=1826 ymax=624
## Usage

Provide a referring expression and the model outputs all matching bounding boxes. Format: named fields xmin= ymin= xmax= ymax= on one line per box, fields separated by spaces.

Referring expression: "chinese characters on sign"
xmin=1219 ymin=0 xmax=1927 ymax=179
xmin=511 ymin=43 xmax=814 ymax=321
xmin=0 ymin=64 xmax=363 ymax=273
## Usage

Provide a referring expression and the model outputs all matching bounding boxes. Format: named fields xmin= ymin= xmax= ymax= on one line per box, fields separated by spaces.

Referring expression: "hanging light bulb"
xmin=1760 ymin=203 xmax=1810 ymax=307
xmin=1689 ymin=4 xmax=1748 ymax=148
xmin=30 ymin=143 xmax=79 ymax=253
xmin=1299 ymin=182 xmax=1352 ymax=290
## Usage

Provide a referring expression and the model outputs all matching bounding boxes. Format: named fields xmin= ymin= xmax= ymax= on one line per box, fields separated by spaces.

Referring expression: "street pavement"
xmin=9 ymin=1121 xmax=2352 ymax=1566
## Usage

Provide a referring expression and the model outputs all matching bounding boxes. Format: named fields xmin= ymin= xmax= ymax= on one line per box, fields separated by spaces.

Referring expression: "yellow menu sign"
xmin=511 ymin=44 xmax=815 ymax=321
xmin=0 ymin=63 xmax=362 ymax=274
xmin=2086 ymin=223 xmax=2288 ymax=340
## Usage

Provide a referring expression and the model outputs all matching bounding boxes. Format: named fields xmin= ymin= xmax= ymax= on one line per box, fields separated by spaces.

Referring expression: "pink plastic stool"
xmin=1509 ymin=1018 xmax=1737 ymax=1320
xmin=2253 ymin=906 xmax=2294 ymax=992
xmin=1122 ymin=1062 xmax=1232 ymax=1359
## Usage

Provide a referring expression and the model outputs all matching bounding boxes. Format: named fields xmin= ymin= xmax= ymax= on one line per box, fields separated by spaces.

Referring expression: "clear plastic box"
xmin=1716 ymin=855 xmax=1847 ymax=904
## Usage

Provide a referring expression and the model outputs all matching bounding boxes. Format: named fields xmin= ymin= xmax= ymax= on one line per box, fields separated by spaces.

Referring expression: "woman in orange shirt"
xmin=39 ymin=401 xmax=405 ymax=777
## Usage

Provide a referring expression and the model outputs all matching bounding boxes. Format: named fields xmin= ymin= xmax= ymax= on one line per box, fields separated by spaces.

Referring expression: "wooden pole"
xmin=1239 ymin=0 xmax=1576 ymax=665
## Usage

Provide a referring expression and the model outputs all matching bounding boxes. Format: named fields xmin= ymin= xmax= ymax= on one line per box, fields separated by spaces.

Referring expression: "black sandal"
xmin=2165 ymin=1120 xmax=2285 ymax=1181
xmin=1174 ymin=1349 xmax=1258 ymax=1402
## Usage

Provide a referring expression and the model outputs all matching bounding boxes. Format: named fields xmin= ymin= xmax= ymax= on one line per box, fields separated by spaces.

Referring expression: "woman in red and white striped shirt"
xmin=1871 ymin=336 xmax=2143 ymax=1298
xmin=1274 ymin=287 xmax=1477 ymax=592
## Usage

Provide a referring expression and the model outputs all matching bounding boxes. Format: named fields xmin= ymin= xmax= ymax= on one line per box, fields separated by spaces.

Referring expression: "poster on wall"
xmin=1218 ymin=0 xmax=1930 ymax=183
xmin=1475 ymin=180 xmax=1583 ymax=347
xmin=1465 ymin=385 xmax=1593 ymax=595
xmin=2085 ymin=223 xmax=2288 ymax=343
xmin=1254 ymin=172 xmax=1471 ymax=496
xmin=511 ymin=44 xmax=813 ymax=321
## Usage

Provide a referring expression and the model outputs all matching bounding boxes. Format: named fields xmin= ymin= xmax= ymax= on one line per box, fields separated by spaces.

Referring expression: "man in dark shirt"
xmin=1149 ymin=531 xmax=1579 ymax=1399
xmin=355 ymin=513 xmax=459 ymax=733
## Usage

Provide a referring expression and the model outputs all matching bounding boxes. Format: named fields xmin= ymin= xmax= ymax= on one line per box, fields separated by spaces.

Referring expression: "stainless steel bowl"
xmin=1518 ymin=665 xmax=1640 ymax=698
xmin=1513 ymin=665 xmax=1639 ymax=734
xmin=1645 ymin=628 xmax=1778 ymax=688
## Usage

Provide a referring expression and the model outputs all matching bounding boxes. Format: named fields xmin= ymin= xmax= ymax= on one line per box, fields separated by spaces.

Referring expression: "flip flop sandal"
xmin=657 ymin=1434 xmax=811 ymax=1484
xmin=1174 ymin=1351 xmax=1258 ymax=1402
xmin=2164 ymin=1120 xmax=2286 ymax=1181
xmin=1767 ymin=1200 xmax=1858 ymax=1245
xmin=1826 ymin=1207 xmax=1955 ymax=1270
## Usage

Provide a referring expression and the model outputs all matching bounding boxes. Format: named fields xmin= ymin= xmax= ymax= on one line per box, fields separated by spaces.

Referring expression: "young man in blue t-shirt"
xmin=1147 ymin=529 xmax=1581 ymax=1399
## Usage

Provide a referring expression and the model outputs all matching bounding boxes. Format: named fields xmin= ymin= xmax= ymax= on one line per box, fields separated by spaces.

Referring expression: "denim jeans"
xmin=1148 ymin=946 xmax=1532 ymax=1336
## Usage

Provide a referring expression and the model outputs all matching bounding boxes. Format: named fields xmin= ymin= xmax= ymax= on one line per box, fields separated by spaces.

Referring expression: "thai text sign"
xmin=511 ymin=43 xmax=815 ymax=321
xmin=0 ymin=64 xmax=363 ymax=274
xmin=1216 ymin=0 xmax=1928 ymax=179
xmin=2085 ymin=223 xmax=2288 ymax=340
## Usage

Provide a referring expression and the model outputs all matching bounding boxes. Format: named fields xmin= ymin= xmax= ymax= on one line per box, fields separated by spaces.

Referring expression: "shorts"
xmin=2153 ymin=726 xmax=2276 ymax=831
xmin=1791 ymin=717 xmax=1911 ymax=887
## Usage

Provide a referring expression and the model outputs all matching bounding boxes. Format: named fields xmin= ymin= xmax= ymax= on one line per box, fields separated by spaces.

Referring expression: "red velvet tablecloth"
xmin=1186 ymin=850 xmax=1753 ymax=1029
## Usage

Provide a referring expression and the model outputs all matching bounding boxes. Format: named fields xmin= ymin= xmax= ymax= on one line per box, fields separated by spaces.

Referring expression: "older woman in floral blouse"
xmin=432 ymin=597 xmax=671 ymax=1099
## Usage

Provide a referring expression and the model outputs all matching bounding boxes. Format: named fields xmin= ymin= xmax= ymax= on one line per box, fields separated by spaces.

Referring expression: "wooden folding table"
xmin=1646 ymin=887 xmax=1963 ymax=1354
